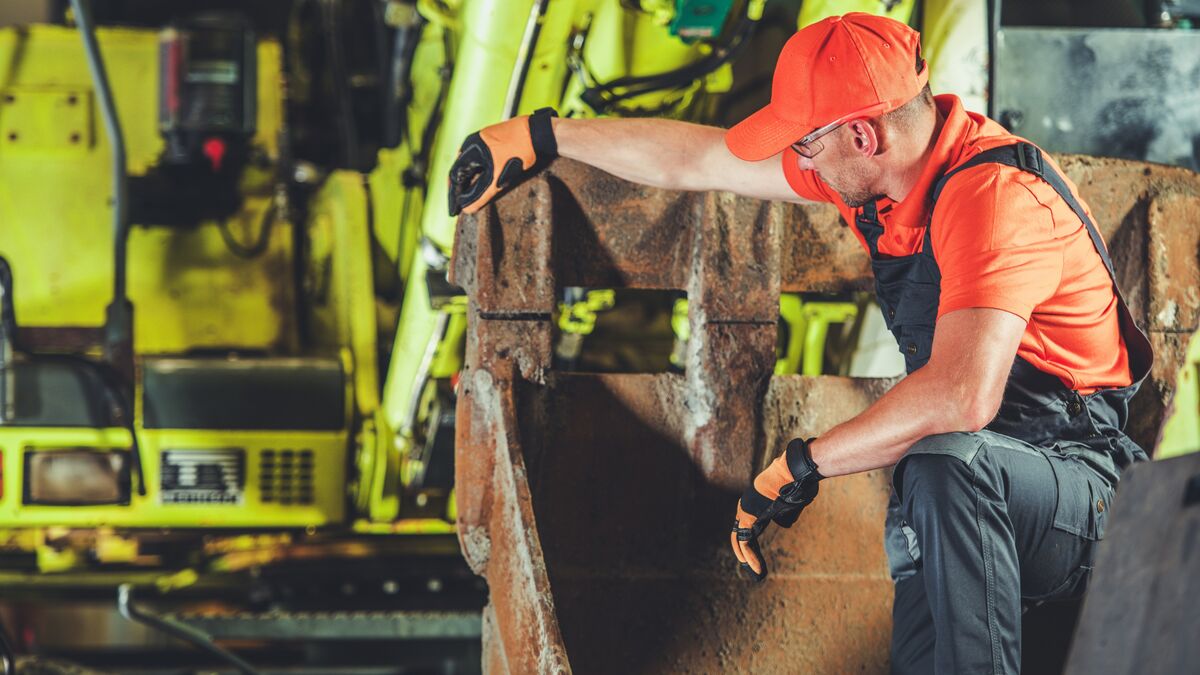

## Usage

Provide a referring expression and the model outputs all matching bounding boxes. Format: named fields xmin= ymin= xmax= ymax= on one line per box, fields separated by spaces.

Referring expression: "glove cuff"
xmin=528 ymin=107 xmax=559 ymax=160
xmin=784 ymin=437 xmax=824 ymax=484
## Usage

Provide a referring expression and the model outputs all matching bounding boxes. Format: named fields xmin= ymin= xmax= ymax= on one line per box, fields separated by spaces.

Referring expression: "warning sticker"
xmin=160 ymin=449 xmax=245 ymax=505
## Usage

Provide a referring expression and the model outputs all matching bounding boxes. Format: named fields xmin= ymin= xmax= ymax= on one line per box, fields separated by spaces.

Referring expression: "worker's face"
xmin=795 ymin=125 xmax=883 ymax=208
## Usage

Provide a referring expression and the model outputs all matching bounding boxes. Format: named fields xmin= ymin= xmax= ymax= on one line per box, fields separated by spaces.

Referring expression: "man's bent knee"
xmin=895 ymin=441 xmax=979 ymax=511
xmin=907 ymin=431 xmax=987 ymax=464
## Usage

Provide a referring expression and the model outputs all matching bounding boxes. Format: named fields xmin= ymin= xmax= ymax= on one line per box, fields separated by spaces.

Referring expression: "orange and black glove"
xmin=447 ymin=107 xmax=558 ymax=216
xmin=731 ymin=437 xmax=823 ymax=582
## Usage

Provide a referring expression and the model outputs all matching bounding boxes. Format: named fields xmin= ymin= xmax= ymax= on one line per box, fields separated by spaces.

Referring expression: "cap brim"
xmin=725 ymin=104 xmax=811 ymax=162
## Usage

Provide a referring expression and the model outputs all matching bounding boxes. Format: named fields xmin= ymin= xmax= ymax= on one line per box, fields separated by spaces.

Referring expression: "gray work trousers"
xmin=886 ymin=431 xmax=1114 ymax=674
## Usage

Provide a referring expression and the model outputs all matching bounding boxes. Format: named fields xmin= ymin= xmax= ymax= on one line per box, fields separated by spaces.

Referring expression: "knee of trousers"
xmin=895 ymin=452 xmax=976 ymax=514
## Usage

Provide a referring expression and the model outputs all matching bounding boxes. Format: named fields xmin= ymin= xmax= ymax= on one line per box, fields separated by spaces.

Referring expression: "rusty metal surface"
xmin=450 ymin=156 xmax=1200 ymax=673
xmin=1056 ymin=155 xmax=1200 ymax=449
xmin=451 ymin=160 xmax=875 ymax=298
xmin=456 ymin=352 xmax=566 ymax=671
xmin=527 ymin=374 xmax=896 ymax=674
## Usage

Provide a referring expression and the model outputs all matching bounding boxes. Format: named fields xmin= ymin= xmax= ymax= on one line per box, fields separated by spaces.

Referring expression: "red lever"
xmin=202 ymin=137 xmax=226 ymax=172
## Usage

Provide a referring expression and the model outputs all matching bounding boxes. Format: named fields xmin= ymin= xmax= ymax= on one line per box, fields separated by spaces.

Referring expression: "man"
xmin=448 ymin=13 xmax=1152 ymax=674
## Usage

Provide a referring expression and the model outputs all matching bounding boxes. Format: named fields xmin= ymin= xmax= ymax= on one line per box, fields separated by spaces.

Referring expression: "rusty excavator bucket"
xmin=449 ymin=157 xmax=1200 ymax=674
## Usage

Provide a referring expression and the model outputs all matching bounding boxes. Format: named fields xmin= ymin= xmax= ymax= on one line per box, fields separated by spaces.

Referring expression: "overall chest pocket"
xmin=869 ymin=239 xmax=941 ymax=372
xmin=875 ymin=277 xmax=939 ymax=371
xmin=872 ymin=251 xmax=939 ymax=321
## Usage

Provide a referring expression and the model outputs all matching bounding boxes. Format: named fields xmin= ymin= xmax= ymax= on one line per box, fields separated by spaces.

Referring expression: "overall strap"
xmin=862 ymin=200 xmax=879 ymax=221
xmin=930 ymin=142 xmax=1117 ymax=283
xmin=930 ymin=141 xmax=1153 ymax=383
xmin=855 ymin=200 xmax=885 ymax=256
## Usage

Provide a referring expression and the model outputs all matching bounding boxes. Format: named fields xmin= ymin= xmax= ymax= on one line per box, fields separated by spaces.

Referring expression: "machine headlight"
xmin=24 ymin=449 xmax=130 ymax=505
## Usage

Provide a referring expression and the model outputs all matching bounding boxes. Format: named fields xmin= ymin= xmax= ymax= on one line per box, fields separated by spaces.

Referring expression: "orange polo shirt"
xmin=782 ymin=94 xmax=1131 ymax=393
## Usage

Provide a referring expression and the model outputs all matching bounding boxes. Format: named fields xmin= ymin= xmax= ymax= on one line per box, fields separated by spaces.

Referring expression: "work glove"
xmin=447 ymin=107 xmax=559 ymax=216
xmin=731 ymin=437 xmax=824 ymax=582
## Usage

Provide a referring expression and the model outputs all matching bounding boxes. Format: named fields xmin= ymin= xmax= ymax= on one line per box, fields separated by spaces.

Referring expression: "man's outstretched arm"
xmin=448 ymin=112 xmax=809 ymax=215
xmin=552 ymin=117 xmax=807 ymax=202
xmin=808 ymin=307 xmax=1027 ymax=476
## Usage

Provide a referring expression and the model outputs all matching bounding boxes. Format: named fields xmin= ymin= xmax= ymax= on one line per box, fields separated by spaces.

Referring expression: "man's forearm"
xmin=805 ymin=309 xmax=1024 ymax=477
xmin=807 ymin=366 xmax=987 ymax=476
xmin=551 ymin=117 xmax=726 ymax=192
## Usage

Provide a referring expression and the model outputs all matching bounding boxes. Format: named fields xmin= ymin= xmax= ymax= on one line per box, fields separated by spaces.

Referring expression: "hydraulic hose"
xmin=576 ymin=12 xmax=759 ymax=116
xmin=385 ymin=11 xmax=426 ymax=148
xmin=322 ymin=0 xmax=362 ymax=169
xmin=69 ymin=0 xmax=134 ymax=381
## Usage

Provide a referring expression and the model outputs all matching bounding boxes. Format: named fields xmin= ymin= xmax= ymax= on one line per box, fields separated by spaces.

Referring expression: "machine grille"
xmin=259 ymin=449 xmax=314 ymax=505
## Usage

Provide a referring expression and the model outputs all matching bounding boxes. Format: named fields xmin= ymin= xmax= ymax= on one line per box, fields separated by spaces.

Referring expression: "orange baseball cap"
xmin=725 ymin=13 xmax=929 ymax=162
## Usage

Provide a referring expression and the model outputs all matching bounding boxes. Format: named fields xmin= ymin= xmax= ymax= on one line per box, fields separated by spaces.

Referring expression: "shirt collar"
xmin=881 ymin=94 xmax=971 ymax=228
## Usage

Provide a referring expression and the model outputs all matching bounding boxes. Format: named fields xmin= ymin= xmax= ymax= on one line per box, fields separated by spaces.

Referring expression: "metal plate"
xmin=0 ymin=87 xmax=92 ymax=152
xmin=994 ymin=28 xmax=1200 ymax=170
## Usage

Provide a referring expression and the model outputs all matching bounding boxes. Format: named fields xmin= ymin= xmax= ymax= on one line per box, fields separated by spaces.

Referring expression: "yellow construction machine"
xmin=2 ymin=0 xmax=1195 ymax=672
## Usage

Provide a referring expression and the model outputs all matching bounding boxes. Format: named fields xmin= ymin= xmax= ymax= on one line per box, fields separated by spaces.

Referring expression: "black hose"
xmin=69 ymin=0 xmax=128 ymax=304
xmin=0 ymin=259 xmax=14 ymax=341
xmin=322 ymin=0 xmax=361 ymax=169
xmin=18 ymin=351 xmax=147 ymax=496
xmin=577 ymin=14 xmax=758 ymax=115
xmin=2 ymin=262 xmax=144 ymax=495
xmin=371 ymin=0 xmax=391 ymax=147
xmin=69 ymin=0 xmax=135 ymax=385
xmin=391 ymin=26 xmax=453 ymax=299
xmin=386 ymin=12 xmax=426 ymax=149
xmin=218 ymin=201 xmax=278 ymax=259
xmin=0 ymin=259 xmax=12 ymax=425
xmin=400 ymin=26 xmax=454 ymax=193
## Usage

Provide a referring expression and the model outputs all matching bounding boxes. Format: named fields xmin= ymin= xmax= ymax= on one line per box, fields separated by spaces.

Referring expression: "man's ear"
xmin=844 ymin=118 xmax=880 ymax=157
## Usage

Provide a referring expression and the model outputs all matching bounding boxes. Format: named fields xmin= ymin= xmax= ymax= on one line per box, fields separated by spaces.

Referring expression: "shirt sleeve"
xmin=781 ymin=147 xmax=836 ymax=204
xmin=933 ymin=163 xmax=1064 ymax=322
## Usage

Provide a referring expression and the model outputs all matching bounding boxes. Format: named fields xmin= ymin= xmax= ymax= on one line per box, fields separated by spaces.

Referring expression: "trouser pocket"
xmin=1046 ymin=452 xmax=1111 ymax=541
xmin=884 ymin=489 xmax=921 ymax=582
xmin=1023 ymin=562 xmax=1091 ymax=605
xmin=1022 ymin=452 xmax=1111 ymax=603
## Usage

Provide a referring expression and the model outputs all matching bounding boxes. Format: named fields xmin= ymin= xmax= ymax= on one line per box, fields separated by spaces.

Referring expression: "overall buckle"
xmin=1016 ymin=143 xmax=1044 ymax=177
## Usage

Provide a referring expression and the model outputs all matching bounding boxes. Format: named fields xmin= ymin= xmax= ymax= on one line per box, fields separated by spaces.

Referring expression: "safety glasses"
xmin=789 ymin=101 xmax=890 ymax=159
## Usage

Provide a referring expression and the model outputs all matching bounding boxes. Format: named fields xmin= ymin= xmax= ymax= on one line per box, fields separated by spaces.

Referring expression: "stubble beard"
xmin=838 ymin=189 xmax=886 ymax=208
xmin=817 ymin=168 xmax=882 ymax=208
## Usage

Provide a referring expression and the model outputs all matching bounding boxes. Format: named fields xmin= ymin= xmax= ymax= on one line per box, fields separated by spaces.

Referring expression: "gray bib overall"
xmin=858 ymin=143 xmax=1154 ymax=674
